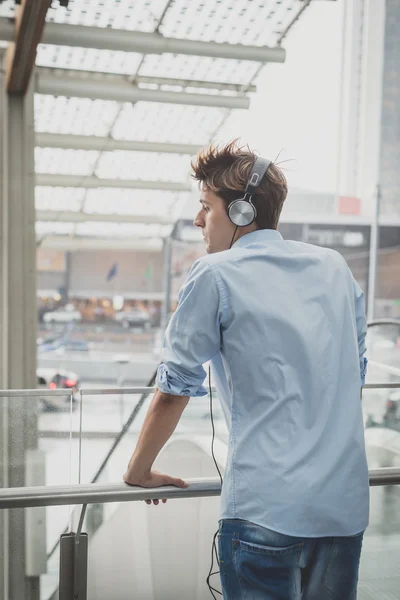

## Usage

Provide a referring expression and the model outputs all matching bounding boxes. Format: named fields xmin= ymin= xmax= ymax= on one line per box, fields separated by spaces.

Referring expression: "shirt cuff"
xmin=360 ymin=357 xmax=368 ymax=387
xmin=156 ymin=363 xmax=208 ymax=397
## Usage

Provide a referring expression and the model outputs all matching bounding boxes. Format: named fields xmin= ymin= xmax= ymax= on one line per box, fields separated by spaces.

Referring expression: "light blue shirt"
xmin=157 ymin=229 xmax=369 ymax=537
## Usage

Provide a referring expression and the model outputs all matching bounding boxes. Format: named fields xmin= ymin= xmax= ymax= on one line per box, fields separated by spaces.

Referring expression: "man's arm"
xmin=123 ymin=389 xmax=189 ymax=488
xmin=123 ymin=259 xmax=223 ymax=495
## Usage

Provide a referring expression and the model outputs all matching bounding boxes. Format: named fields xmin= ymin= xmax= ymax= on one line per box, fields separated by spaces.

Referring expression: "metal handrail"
xmin=364 ymin=383 xmax=400 ymax=389
xmin=0 ymin=478 xmax=221 ymax=509
xmin=0 ymin=468 xmax=399 ymax=510
xmin=367 ymin=319 xmax=400 ymax=328
xmin=0 ymin=383 xmax=398 ymax=398
xmin=0 ymin=389 xmax=74 ymax=397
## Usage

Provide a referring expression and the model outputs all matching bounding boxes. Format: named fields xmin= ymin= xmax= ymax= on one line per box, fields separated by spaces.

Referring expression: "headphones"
xmin=227 ymin=156 xmax=271 ymax=227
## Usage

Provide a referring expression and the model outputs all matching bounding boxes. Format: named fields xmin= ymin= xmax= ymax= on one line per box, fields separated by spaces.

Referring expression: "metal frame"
xmin=0 ymin=470 xmax=399 ymax=510
xmin=35 ymin=73 xmax=251 ymax=109
xmin=36 ymin=174 xmax=192 ymax=191
xmin=2 ymin=381 xmax=397 ymax=398
xmin=36 ymin=70 xmax=257 ymax=94
xmin=367 ymin=319 xmax=400 ymax=327
xmin=38 ymin=236 xmax=164 ymax=251
xmin=35 ymin=133 xmax=202 ymax=155
xmin=35 ymin=211 xmax=175 ymax=225
xmin=0 ymin=388 xmax=74 ymax=397
xmin=133 ymin=74 xmax=257 ymax=93
xmin=0 ymin=18 xmax=286 ymax=63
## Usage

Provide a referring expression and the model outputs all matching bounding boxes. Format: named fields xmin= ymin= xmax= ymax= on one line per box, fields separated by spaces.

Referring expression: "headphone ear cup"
xmin=228 ymin=199 xmax=256 ymax=227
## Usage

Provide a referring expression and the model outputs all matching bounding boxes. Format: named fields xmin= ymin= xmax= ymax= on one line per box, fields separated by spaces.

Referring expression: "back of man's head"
xmin=191 ymin=139 xmax=288 ymax=230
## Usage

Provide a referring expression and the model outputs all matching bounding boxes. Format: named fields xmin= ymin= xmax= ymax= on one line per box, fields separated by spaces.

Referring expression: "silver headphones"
xmin=227 ymin=157 xmax=271 ymax=227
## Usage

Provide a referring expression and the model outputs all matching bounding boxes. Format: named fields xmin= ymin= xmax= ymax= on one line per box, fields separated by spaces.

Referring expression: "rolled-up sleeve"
xmin=156 ymin=259 xmax=223 ymax=397
xmin=353 ymin=279 xmax=368 ymax=386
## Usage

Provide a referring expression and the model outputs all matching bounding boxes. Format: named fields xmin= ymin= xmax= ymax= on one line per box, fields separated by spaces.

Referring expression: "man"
xmin=124 ymin=140 xmax=369 ymax=599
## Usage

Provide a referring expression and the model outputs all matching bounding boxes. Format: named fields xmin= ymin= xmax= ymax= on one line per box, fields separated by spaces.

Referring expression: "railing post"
xmin=59 ymin=505 xmax=88 ymax=600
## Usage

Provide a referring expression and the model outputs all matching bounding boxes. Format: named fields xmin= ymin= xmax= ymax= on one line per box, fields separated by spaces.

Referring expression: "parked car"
xmin=114 ymin=308 xmax=151 ymax=330
xmin=37 ymin=367 xmax=79 ymax=411
xmin=43 ymin=304 xmax=82 ymax=324
xmin=38 ymin=336 xmax=90 ymax=353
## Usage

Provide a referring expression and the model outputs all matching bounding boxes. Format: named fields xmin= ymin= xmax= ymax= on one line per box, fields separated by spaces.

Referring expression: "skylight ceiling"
xmin=0 ymin=0 xmax=309 ymax=243
xmin=35 ymin=187 xmax=190 ymax=219
xmin=35 ymin=148 xmax=191 ymax=181
xmin=34 ymin=96 xmax=228 ymax=144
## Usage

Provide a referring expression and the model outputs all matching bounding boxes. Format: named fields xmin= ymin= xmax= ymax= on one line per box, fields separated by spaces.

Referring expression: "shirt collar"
xmin=232 ymin=228 xmax=283 ymax=249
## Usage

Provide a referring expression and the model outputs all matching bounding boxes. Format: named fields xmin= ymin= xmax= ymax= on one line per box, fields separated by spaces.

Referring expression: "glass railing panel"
xmin=367 ymin=321 xmax=400 ymax=370
xmin=0 ymin=390 xmax=76 ymax=489
xmin=359 ymin=484 xmax=400 ymax=599
xmin=78 ymin=388 xmax=154 ymax=486
xmin=85 ymin=495 xmax=222 ymax=600
xmin=0 ymin=389 xmax=79 ymax=600
xmin=363 ymin=366 xmax=400 ymax=469
xmin=84 ymin=486 xmax=400 ymax=600
xmin=85 ymin=436 xmax=225 ymax=600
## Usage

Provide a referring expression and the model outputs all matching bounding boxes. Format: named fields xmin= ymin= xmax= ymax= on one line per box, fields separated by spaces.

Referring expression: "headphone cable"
xmin=229 ymin=225 xmax=239 ymax=251
xmin=206 ymin=228 xmax=237 ymax=598
xmin=207 ymin=366 xmax=223 ymax=597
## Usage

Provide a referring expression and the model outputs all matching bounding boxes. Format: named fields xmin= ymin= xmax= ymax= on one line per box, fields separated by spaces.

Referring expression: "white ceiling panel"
xmin=35 ymin=147 xmax=192 ymax=182
xmin=139 ymin=54 xmax=260 ymax=86
xmin=159 ymin=0 xmax=295 ymax=45
xmin=36 ymin=45 xmax=143 ymax=75
xmin=45 ymin=0 xmax=168 ymax=31
xmin=35 ymin=186 xmax=190 ymax=218
xmin=36 ymin=221 xmax=75 ymax=236
xmin=34 ymin=95 xmax=226 ymax=143
xmin=75 ymin=222 xmax=172 ymax=238
xmin=83 ymin=189 xmax=190 ymax=218
xmin=112 ymin=102 xmax=226 ymax=144
xmin=35 ymin=147 xmax=99 ymax=175
xmin=95 ymin=151 xmax=190 ymax=181
xmin=35 ymin=186 xmax=85 ymax=211
xmin=35 ymin=95 xmax=121 ymax=136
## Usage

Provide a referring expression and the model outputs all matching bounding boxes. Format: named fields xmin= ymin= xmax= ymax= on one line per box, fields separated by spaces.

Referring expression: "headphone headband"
xmin=227 ymin=156 xmax=271 ymax=228
xmin=245 ymin=157 xmax=271 ymax=195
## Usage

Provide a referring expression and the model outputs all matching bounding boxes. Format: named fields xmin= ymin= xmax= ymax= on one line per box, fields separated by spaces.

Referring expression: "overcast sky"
xmin=217 ymin=0 xmax=343 ymax=194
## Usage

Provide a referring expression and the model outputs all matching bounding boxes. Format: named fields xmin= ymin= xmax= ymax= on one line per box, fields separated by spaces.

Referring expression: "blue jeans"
xmin=218 ymin=519 xmax=364 ymax=600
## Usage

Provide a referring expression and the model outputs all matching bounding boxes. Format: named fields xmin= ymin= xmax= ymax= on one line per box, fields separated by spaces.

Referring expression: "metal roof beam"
xmin=6 ymin=0 xmax=51 ymax=94
xmin=36 ymin=211 xmax=174 ymax=225
xmin=35 ymin=133 xmax=202 ymax=155
xmin=37 ymin=67 xmax=257 ymax=94
xmin=35 ymin=72 xmax=250 ymax=108
xmin=134 ymin=74 xmax=257 ymax=93
xmin=36 ymin=174 xmax=191 ymax=192
xmin=38 ymin=236 xmax=163 ymax=252
xmin=0 ymin=18 xmax=286 ymax=63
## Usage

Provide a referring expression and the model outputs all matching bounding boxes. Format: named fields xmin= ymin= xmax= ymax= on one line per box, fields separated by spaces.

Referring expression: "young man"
xmin=124 ymin=141 xmax=369 ymax=599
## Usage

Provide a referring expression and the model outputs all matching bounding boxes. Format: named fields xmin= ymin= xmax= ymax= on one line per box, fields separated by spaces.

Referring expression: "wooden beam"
xmin=6 ymin=0 xmax=51 ymax=95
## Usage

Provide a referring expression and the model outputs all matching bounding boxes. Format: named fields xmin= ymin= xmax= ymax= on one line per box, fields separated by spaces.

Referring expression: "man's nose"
xmin=194 ymin=212 xmax=204 ymax=227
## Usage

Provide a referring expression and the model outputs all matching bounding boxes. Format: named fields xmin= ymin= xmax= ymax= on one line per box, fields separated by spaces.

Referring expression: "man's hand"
xmin=123 ymin=468 xmax=188 ymax=505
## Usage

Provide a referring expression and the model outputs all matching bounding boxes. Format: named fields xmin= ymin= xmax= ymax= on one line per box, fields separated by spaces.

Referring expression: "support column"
xmin=0 ymin=51 xmax=39 ymax=599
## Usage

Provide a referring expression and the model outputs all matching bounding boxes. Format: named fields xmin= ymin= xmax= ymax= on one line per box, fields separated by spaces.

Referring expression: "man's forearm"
xmin=126 ymin=389 xmax=189 ymax=480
